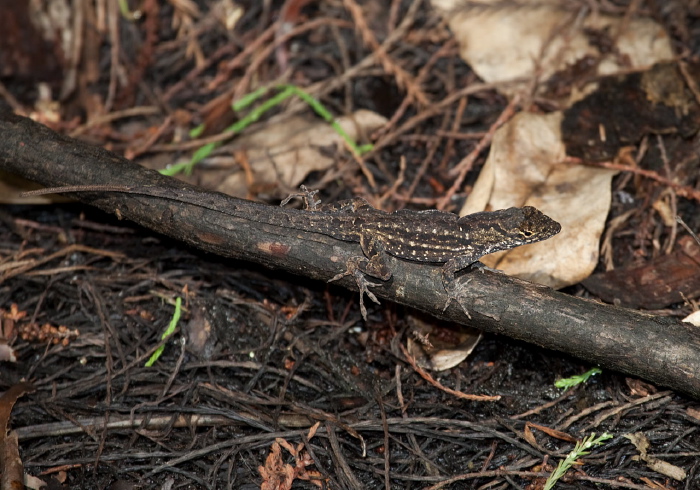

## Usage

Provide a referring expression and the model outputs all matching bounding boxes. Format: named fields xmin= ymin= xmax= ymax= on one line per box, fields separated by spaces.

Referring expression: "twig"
xmin=341 ymin=0 xmax=429 ymax=106
xmin=577 ymin=158 xmax=700 ymax=203
xmin=398 ymin=343 xmax=500 ymax=402
xmin=437 ymin=94 xmax=521 ymax=210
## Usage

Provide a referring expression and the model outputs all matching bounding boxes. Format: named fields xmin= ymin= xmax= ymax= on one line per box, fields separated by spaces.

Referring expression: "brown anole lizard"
xmin=21 ymin=184 xmax=561 ymax=319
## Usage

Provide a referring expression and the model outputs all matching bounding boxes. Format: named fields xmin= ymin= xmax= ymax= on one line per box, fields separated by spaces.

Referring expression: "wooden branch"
xmin=1 ymin=111 xmax=698 ymax=399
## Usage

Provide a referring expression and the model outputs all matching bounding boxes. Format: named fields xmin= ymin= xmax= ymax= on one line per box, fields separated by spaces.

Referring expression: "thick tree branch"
xmin=0 ymin=111 xmax=698 ymax=399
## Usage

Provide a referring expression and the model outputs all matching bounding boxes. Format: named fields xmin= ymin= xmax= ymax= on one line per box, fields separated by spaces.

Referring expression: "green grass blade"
xmin=145 ymin=296 xmax=182 ymax=367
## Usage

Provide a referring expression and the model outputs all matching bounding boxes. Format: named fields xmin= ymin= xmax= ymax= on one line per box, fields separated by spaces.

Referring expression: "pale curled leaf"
xmin=431 ymin=0 xmax=673 ymax=101
xmin=625 ymin=432 xmax=687 ymax=481
xmin=200 ymin=110 xmax=387 ymax=198
xmin=463 ymin=112 xmax=615 ymax=289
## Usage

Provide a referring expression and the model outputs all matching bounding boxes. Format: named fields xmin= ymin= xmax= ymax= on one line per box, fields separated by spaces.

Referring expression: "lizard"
xmin=20 ymin=184 xmax=562 ymax=320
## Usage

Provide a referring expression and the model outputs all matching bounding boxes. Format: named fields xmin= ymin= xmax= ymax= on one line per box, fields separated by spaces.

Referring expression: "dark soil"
xmin=2 ymin=1 xmax=700 ymax=489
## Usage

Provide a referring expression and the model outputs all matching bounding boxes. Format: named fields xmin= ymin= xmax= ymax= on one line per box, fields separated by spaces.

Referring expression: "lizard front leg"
xmin=280 ymin=185 xmax=322 ymax=210
xmin=328 ymin=233 xmax=392 ymax=320
xmin=281 ymin=186 xmax=375 ymax=217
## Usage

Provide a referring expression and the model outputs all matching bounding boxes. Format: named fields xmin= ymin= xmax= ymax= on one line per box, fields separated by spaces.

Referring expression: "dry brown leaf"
xmin=526 ymin=422 xmax=577 ymax=443
xmin=258 ymin=427 xmax=326 ymax=489
xmin=522 ymin=423 xmax=538 ymax=447
xmin=406 ymin=315 xmax=482 ymax=371
xmin=184 ymin=303 xmax=216 ymax=360
xmin=200 ymin=109 xmax=387 ymax=198
xmin=464 ymin=112 xmax=615 ymax=288
xmin=0 ymin=344 xmax=16 ymax=363
xmin=429 ymin=2 xmax=675 ymax=290
xmin=0 ymin=170 xmax=74 ymax=204
xmin=0 ymin=382 xmax=35 ymax=488
xmin=24 ymin=472 xmax=48 ymax=490
xmin=431 ymin=0 xmax=673 ymax=101
xmin=686 ymin=407 xmax=700 ymax=421
xmin=0 ymin=431 xmax=24 ymax=489
xmin=624 ymin=432 xmax=687 ymax=481
xmin=683 ymin=311 xmax=700 ymax=327
xmin=0 ymin=382 xmax=35 ymax=438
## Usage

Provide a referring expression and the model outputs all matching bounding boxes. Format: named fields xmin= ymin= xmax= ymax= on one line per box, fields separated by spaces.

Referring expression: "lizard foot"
xmin=442 ymin=278 xmax=473 ymax=320
xmin=280 ymin=185 xmax=321 ymax=210
xmin=329 ymin=257 xmax=381 ymax=320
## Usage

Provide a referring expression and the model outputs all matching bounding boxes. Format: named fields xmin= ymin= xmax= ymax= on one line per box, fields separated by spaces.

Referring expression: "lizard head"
xmin=458 ymin=206 xmax=561 ymax=248
xmin=507 ymin=206 xmax=561 ymax=244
